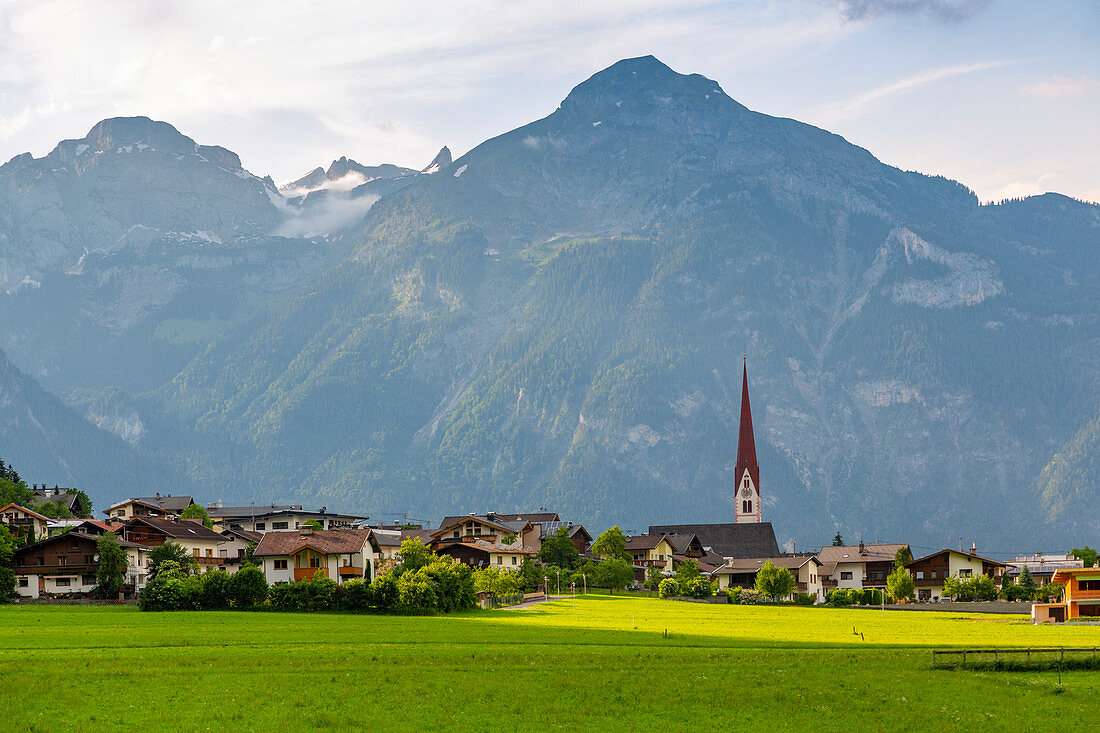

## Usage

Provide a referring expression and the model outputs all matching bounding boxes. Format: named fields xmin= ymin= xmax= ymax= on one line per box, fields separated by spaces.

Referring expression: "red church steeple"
xmin=734 ymin=360 xmax=761 ymax=523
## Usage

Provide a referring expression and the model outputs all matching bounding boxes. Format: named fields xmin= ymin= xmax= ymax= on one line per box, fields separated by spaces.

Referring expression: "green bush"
xmin=371 ymin=573 xmax=399 ymax=610
xmin=228 ymin=566 xmax=269 ymax=608
xmin=737 ymin=588 xmax=760 ymax=604
xmin=726 ymin=586 xmax=742 ymax=604
xmin=658 ymin=578 xmax=680 ymax=599
xmin=794 ymin=592 xmax=815 ymax=606
xmin=200 ymin=570 xmax=232 ymax=610
xmin=138 ymin=561 xmax=187 ymax=611
xmin=827 ymin=589 xmax=854 ymax=606
xmin=398 ymin=569 xmax=438 ymax=609
xmin=338 ymin=579 xmax=373 ymax=611
xmin=685 ymin=577 xmax=713 ymax=599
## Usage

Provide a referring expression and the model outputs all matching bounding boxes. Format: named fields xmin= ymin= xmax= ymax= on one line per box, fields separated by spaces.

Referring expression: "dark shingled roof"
xmin=134 ymin=495 xmax=196 ymax=512
xmin=207 ymin=504 xmax=303 ymax=519
xmin=126 ymin=517 xmax=226 ymax=541
xmin=714 ymin=555 xmax=819 ymax=574
xmin=647 ymin=522 xmax=780 ymax=559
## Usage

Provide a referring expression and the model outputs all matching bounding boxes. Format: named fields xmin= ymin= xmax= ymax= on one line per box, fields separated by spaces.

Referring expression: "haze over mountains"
xmin=1 ymin=56 xmax=1098 ymax=547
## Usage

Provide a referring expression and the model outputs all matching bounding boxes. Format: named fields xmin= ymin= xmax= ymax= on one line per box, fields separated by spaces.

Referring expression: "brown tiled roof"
xmin=0 ymin=503 xmax=49 ymax=521
xmin=817 ymin=543 xmax=908 ymax=565
xmin=714 ymin=556 xmax=819 ymax=574
xmin=254 ymin=529 xmax=371 ymax=557
xmin=134 ymin=495 xmax=195 ymax=511
xmin=126 ymin=517 xmax=226 ymax=541
xmin=625 ymin=534 xmax=673 ymax=551
xmin=435 ymin=515 xmax=530 ymax=537
xmin=222 ymin=528 xmax=263 ymax=543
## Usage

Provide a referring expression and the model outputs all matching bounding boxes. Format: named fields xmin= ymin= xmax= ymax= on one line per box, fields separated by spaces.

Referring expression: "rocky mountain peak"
xmin=558 ymin=55 xmax=744 ymax=122
xmin=422 ymin=146 xmax=452 ymax=174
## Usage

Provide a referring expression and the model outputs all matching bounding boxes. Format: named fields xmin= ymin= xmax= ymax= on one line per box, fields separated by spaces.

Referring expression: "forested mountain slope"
xmin=149 ymin=57 xmax=1100 ymax=545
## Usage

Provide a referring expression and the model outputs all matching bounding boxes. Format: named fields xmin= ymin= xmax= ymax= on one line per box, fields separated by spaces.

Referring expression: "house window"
xmin=274 ymin=559 xmax=288 ymax=570
xmin=959 ymin=569 xmax=973 ymax=578
xmin=496 ymin=556 xmax=502 ymax=565
xmin=1080 ymin=580 xmax=1100 ymax=591
xmin=511 ymin=557 xmax=517 ymax=566
xmin=453 ymin=531 xmax=460 ymax=538
xmin=55 ymin=578 xmax=70 ymax=587
xmin=273 ymin=522 xmax=289 ymax=530
xmin=82 ymin=574 xmax=96 ymax=586
xmin=193 ymin=548 xmax=201 ymax=557
xmin=58 ymin=557 xmax=68 ymax=566
xmin=17 ymin=578 xmax=27 ymax=587
xmin=840 ymin=572 xmax=853 ymax=580
xmin=85 ymin=555 xmax=94 ymax=564
xmin=256 ymin=523 xmax=266 ymax=531
xmin=37 ymin=557 xmax=45 ymax=566
xmin=916 ymin=571 xmax=924 ymax=579
xmin=930 ymin=571 xmax=937 ymax=579
xmin=206 ymin=549 xmax=213 ymax=557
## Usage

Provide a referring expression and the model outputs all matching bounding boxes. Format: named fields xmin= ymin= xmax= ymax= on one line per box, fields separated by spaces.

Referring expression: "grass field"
xmin=4 ymin=596 xmax=1099 ymax=731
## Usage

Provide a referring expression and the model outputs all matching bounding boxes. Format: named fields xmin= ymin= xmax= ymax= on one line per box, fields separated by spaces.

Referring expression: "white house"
xmin=254 ymin=527 xmax=372 ymax=585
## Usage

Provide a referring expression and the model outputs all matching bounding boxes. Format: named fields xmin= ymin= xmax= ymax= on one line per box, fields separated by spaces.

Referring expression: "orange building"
xmin=1032 ymin=567 xmax=1100 ymax=622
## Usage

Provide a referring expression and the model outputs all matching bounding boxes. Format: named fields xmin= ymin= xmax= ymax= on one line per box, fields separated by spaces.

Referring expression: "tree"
xmin=941 ymin=574 xmax=962 ymax=600
xmin=594 ymin=558 xmax=634 ymax=594
xmin=0 ymin=524 xmax=15 ymax=567
xmin=754 ymin=561 xmax=796 ymax=601
xmin=886 ymin=566 xmax=915 ymax=602
xmin=832 ymin=533 xmax=844 ymax=547
xmin=1018 ymin=565 xmax=1036 ymax=593
xmin=95 ymin=532 xmax=129 ymax=598
xmin=643 ymin=565 xmax=665 ymax=591
xmin=675 ymin=559 xmax=701 ymax=584
xmin=148 ymin=542 xmax=196 ymax=580
xmin=180 ymin=504 xmax=213 ymax=529
xmin=894 ymin=546 xmax=914 ymax=568
xmin=395 ymin=537 xmax=434 ymax=574
xmin=242 ymin=542 xmax=258 ymax=567
xmin=304 ymin=519 xmax=323 ymax=530
xmin=592 ymin=526 xmax=629 ymax=561
xmin=1072 ymin=546 xmax=1098 ymax=568
xmin=518 ymin=558 xmax=542 ymax=592
xmin=538 ymin=527 xmax=579 ymax=569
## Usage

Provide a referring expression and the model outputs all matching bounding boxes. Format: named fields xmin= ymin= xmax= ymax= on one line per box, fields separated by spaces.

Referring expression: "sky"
xmin=0 ymin=0 xmax=1096 ymax=203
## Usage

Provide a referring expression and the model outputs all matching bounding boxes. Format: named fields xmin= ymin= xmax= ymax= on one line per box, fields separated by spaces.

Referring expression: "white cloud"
xmin=1023 ymin=75 xmax=1100 ymax=98
xmin=814 ymin=60 xmax=1017 ymax=124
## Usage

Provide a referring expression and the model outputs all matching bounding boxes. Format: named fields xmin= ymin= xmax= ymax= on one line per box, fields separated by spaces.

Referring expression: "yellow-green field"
xmin=3 ymin=596 xmax=1098 ymax=731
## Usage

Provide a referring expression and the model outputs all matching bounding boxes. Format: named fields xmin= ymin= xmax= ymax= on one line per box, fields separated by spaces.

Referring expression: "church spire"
xmin=734 ymin=360 xmax=761 ymax=523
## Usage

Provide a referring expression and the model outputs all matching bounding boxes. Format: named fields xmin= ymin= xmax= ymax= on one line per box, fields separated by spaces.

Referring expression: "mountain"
xmin=421 ymin=147 xmax=452 ymax=174
xmin=279 ymin=156 xmax=420 ymax=197
xmin=145 ymin=56 xmax=1100 ymax=546
xmin=0 ymin=116 xmax=355 ymax=400
xmin=0 ymin=347 xmax=180 ymax=509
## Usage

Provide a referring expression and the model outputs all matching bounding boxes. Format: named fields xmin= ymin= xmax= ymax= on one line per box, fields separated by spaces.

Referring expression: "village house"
xmin=432 ymin=513 xmax=540 ymax=553
xmin=0 ymin=503 xmax=50 ymax=542
xmin=12 ymin=531 xmax=148 ymax=598
xmin=1032 ymin=567 xmax=1100 ymax=623
xmin=625 ymin=534 xmax=678 ymax=575
xmin=215 ymin=507 xmax=367 ymax=533
xmin=433 ymin=536 xmax=537 ymax=569
xmin=121 ymin=517 xmax=231 ymax=572
xmin=1005 ymin=552 xmax=1083 ymax=586
xmin=905 ymin=548 xmax=1007 ymax=601
xmin=816 ymin=542 xmax=909 ymax=592
xmin=535 ymin=521 xmax=592 ymax=556
xmin=253 ymin=527 xmax=372 ymax=584
xmin=713 ymin=556 xmax=825 ymax=601
xmin=30 ymin=486 xmax=91 ymax=517
xmin=103 ymin=494 xmax=196 ymax=521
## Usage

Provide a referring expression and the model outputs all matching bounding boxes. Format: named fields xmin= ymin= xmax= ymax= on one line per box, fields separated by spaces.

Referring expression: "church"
xmin=650 ymin=361 xmax=780 ymax=558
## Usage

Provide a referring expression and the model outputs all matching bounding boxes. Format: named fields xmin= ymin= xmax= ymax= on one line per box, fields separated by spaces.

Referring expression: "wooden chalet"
xmin=905 ymin=548 xmax=1007 ymax=601
xmin=12 ymin=531 xmax=148 ymax=598
xmin=121 ymin=517 xmax=230 ymax=569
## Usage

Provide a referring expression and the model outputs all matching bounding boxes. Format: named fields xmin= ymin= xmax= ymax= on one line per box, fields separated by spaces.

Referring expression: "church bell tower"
xmin=734 ymin=361 xmax=762 ymax=524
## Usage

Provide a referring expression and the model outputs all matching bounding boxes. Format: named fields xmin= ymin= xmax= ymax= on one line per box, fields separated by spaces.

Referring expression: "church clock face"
xmin=741 ymin=487 xmax=753 ymax=498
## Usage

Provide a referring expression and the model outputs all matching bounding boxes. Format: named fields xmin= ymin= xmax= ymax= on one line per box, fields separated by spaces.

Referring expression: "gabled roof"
xmin=537 ymin=521 xmax=592 ymax=542
xmin=498 ymin=512 xmax=561 ymax=524
xmin=665 ymin=533 xmax=704 ymax=554
xmin=14 ymin=531 xmax=146 ymax=554
xmin=125 ymin=517 xmax=226 ymax=541
xmin=134 ymin=495 xmax=195 ymax=511
xmin=221 ymin=527 xmax=263 ymax=544
xmin=647 ymin=522 xmax=780 ymax=559
xmin=714 ymin=555 xmax=820 ymax=574
xmin=104 ymin=498 xmax=163 ymax=515
xmin=817 ymin=543 xmax=908 ymax=566
xmin=254 ymin=529 xmax=372 ymax=557
xmin=432 ymin=515 xmax=531 ymax=538
xmin=907 ymin=549 xmax=1007 ymax=568
xmin=31 ymin=489 xmax=84 ymax=512
xmin=0 ymin=503 xmax=49 ymax=521
xmin=624 ymin=534 xmax=675 ymax=551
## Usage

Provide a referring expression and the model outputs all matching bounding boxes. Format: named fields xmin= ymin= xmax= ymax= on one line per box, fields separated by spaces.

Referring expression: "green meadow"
xmin=4 ymin=596 xmax=1098 ymax=732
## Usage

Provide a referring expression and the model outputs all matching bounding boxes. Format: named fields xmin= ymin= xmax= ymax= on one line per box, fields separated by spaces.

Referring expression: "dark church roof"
xmin=647 ymin=522 xmax=779 ymax=559
xmin=735 ymin=362 xmax=759 ymax=491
